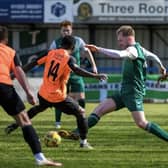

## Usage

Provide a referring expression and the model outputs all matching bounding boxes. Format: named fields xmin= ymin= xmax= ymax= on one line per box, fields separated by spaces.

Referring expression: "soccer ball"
xmin=44 ymin=131 xmax=61 ymax=147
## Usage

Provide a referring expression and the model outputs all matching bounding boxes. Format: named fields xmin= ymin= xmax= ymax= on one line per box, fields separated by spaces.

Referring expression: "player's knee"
xmin=79 ymin=107 xmax=85 ymax=116
xmin=135 ymin=120 xmax=147 ymax=129
xmin=73 ymin=107 xmax=85 ymax=118
xmin=17 ymin=111 xmax=32 ymax=126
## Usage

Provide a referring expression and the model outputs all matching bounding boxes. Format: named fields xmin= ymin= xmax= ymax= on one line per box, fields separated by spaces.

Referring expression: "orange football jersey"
xmin=0 ymin=43 xmax=16 ymax=85
xmin=38 ymin=49 xmax=71 ymax=102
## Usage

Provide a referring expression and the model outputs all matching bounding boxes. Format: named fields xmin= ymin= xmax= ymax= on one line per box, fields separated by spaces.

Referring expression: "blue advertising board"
xmin=0 ymin=0 xmax=43 ymax=23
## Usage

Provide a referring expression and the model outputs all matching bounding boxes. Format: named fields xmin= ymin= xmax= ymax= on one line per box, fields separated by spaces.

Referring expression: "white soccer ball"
xmin=44 ymin=131 xmax=61 ymax=147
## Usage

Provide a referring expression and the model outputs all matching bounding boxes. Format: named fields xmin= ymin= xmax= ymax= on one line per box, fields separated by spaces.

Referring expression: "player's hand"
xmin=85 ymin=44 xmax=100 ymax=52
xmin=157 ymin=65 xmax=167 ymax=83
xmin=160 ymin=65 xmax=166 ymax=76
xmin=157 ymin=74 xmax=168 ymax=82
xmin=26 ymin=91 xmax=36 ymax=105
xmin=95 ymin=73 xmax=108 ymax=81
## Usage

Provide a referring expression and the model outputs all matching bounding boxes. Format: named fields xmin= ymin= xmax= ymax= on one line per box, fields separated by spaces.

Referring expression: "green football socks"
xmin=146 ymin=122 xmax=168 ymax=141
xmin=88 ymin=113 xmax=100 ymax=128
xmin=72 ymin=113 xmax=100 ymax=134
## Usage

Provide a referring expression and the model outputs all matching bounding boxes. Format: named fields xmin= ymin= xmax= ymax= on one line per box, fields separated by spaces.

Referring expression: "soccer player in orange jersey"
xmin=0 ymin=26 xmax=62 ymax=166
xmin=6 ymin=35 xmax=107 ymax=149
xmin=49 ymin=20 xmax=97 ymax=129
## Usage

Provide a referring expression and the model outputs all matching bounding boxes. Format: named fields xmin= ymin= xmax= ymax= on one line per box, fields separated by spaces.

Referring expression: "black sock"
xmin=76 ymin=115 xmax=88 ymax=140
xmin=22 ymin=125 xmax=41 ymax=154
xmin=55 ymin=108 xmax=62 ymax=122
xmin=78 ymin=99 xmax=85 ymax=108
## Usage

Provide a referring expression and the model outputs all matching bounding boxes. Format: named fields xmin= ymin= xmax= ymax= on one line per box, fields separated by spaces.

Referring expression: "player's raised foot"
xmin=5 ymin=123 xmax=18 ymax=134
xmin=36 ymin=158 xmax=62 ymax=167
xmin=58 ymin=130 xmax=70 ymax=138
xmin=68 ymin=131 xmax=80 ymax=140
xmin=80 ymin=142 xmax=94 ymax=150
xmin=58 ymin=130 xmax=79 ymax=140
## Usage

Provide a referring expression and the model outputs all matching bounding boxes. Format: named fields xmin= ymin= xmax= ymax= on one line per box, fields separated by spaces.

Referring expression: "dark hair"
xmin=0 ymin=26 xmax=8 ymax=42
xmin=61 ymin=35 xmax=75 ymax=50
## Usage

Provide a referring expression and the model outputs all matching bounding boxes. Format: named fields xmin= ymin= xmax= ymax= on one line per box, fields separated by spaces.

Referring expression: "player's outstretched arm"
xmin=83 ymin=48 xmax=98 ymax=74
xmin=85 ymin=44 xmax=129 ymax=59
xmin=22 ymin=60 xmax=38 ymax=73
xmin=22 ymin=52 xmax=48 ymax=73
xmin=85 ymin=44 xmax=100 ymax=52
xmin=68 ymin=57 xmax=107 ymax=81
xmin=11 ymin=53 xmax=47 ymax=80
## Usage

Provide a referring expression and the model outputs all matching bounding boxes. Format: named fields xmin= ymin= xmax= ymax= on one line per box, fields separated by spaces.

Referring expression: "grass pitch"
xmin=0 ymin=103 xmax=168 ymax=168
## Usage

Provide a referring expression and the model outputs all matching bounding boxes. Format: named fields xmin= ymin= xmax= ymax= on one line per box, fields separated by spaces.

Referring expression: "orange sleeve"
xmin=37 ymin=55 xmax=47 ymax=65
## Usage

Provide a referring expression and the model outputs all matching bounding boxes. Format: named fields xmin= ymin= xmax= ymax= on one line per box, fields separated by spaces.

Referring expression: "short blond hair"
xmin=116 ymin=25 xmax=135 ymax=37
xmin=60 ymin=20 xmax=73 ymax=28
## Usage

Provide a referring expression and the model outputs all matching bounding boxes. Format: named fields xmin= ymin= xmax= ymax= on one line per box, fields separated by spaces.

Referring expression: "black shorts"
xmin=38 ymin=93 xmax=81 ymax=115
xmin=0 ymin=83 xmax=25 ymax=116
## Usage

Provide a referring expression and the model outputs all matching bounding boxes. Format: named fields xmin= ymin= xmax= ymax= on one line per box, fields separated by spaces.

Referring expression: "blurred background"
xmin=1 ymin=0 xmax=168 ymax=102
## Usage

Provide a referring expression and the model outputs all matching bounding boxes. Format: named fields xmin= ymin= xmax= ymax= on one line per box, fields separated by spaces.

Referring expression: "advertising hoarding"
xmin=74 ymin=0 xmax=168 ymax=24
xmin=0 ymin=0 xmax=43 ymax=23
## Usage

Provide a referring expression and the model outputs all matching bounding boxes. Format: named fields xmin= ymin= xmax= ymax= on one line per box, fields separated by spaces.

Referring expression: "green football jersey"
xmin=121 ymin=43 xmax=147 ymax=96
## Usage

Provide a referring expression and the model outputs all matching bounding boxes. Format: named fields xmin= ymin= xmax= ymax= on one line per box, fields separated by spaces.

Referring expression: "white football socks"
xmin=35 ymin=152 xmax=46 ymax=161
xmin=80 ymin=139 xmax=87 ymax=145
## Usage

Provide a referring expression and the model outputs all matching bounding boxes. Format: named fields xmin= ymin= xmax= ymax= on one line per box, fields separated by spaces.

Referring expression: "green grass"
xmin=0 ymin=103 xmax=168 ymax=168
